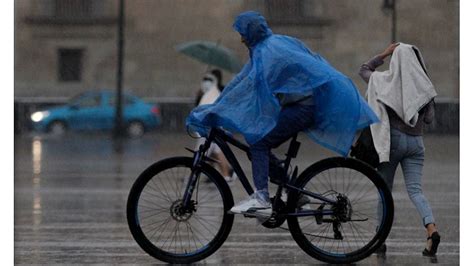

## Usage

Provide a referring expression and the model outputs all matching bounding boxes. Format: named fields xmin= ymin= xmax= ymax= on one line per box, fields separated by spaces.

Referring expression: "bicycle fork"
xmin=181 ymin=138 xmax=212 ymax=210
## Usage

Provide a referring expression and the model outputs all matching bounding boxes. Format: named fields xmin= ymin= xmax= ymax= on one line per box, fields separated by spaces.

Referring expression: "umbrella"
xmin=176 ymin=40 xmax=243 ymax=73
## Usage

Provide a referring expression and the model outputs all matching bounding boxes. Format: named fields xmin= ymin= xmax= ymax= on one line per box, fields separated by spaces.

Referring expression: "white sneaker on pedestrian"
xmin=281 ymin=191 xmax=288 ymax=202
xmin=224 ymin=172 xmax=237 ymax=183
xmin=230 ymin=193 xmax=271 ymax=215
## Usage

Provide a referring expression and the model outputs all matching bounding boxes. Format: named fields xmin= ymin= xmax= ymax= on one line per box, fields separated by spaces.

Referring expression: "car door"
xmin=67 ymin=92 xmax=104 ymax=130
xmin=103 ymin=93 xmax=137 ymax=129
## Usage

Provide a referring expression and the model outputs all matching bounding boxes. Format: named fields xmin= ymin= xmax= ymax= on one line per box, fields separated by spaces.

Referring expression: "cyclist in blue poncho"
xmin=186 ymin=11 xmax=379 ymax=214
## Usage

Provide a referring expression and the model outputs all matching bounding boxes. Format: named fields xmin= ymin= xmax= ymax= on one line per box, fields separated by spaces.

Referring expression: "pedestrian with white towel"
xmin=359 ymin=43 xmax=440 ymax=256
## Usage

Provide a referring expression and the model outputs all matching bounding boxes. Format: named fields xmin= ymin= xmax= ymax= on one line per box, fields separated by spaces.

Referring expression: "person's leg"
xmin=376 ymin=129 xmax=404 ymax=223
xmin=206 ymin=141 xmax=234 ymax=181
xmin=213 ymin=151 xmax=232 ymax=179
xmin=376 ymin=159 xmax=398 ymax=228
xmin=400 ymin=136 xmax=435 ymax=228
xmin=374 ymin=128 xmax=403 ymax=254
xmin=400 ymin=135 xmax=439 ymax=255
xmin=230 ymin=104 xmax=314 ymax=213
xmin=249 ymin=105 xmax=315 ymax=199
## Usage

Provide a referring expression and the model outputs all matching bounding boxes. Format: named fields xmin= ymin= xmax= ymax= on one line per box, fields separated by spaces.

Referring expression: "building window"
xmin=265 ymin=0 xmax=303 ymax=21
xmin=25 ymin=0 xmax=115 ymax=25
xmin=265 ymin=0 xmax=329 ymax=26
xmin=54 ymin=0 xmax=93 ymax=19
xmin=58 ymin=49 xmax=83 ymax=82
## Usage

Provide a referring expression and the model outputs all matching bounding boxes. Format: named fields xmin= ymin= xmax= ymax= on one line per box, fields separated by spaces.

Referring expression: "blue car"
xmin=30 ymin=90 xmax=161 ymax=137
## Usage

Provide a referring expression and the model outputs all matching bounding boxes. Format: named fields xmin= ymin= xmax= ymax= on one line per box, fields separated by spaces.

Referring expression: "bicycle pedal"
xmin=242 ymin=209 xmax=272 ymax=219
xmin=227 ymin=208 xmax=272 ymax=217
xmin=246 ymin=209 xmax=271 ymax=215
xmin=243 ymin=213 xmax=257 ymax=218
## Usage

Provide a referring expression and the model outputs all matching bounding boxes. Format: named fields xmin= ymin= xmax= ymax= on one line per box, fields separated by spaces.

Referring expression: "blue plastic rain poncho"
xmin=186 ymin=11 xmax=379 ymax=156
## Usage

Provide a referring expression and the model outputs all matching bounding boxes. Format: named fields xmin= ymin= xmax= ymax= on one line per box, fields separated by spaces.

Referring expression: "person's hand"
xmin=379 ymin=43 xmax=400 ymax=59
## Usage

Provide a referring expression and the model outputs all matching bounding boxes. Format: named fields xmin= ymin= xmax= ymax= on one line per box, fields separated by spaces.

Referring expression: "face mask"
xmin=200 ymin=80 xmax=215 ymax=93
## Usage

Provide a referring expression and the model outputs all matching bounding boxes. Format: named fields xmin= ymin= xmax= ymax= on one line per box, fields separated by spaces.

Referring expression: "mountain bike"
xmin=127 ymin=127 xmax=394 ymax=264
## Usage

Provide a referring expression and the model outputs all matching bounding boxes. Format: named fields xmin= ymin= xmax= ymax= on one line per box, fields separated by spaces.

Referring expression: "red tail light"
xmin=151 ymin=105 xmax=160 ymax=116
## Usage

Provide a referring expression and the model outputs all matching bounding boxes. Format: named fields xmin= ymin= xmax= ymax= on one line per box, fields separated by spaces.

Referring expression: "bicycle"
xmin=127 ymin=127 xmax=394 ymax=264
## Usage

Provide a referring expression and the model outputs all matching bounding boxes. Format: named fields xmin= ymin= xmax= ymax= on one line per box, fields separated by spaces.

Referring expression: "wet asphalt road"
xmin=14 ymin=132 xmax=459 ymax=265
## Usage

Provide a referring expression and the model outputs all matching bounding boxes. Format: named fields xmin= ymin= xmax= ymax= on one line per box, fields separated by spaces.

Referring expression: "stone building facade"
xmin=15 ymin=0 xmax=459 ymax=101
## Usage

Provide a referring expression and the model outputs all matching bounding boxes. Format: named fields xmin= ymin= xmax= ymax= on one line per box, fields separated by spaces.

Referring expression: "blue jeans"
xmin=378 ymin=128 xmax=435 ymax=227
xmin=249 ymin=104 xmax=315 ymax=200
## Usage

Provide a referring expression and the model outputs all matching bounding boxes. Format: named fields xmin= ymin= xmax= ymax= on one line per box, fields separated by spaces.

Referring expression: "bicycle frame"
xmin=182 ymin=127 xmax=338 ymax=216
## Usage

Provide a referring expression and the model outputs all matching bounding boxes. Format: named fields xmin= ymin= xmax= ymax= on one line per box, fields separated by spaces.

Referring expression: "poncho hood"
xmin=233 ymin=11 xmax=272 ymax=48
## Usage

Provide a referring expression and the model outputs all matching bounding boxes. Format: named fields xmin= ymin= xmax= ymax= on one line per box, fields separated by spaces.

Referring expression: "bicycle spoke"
xmin=140 ymin=209 xmax=170 ymax=220
xmin=353 ymin=211 xmax=377 ymax=219
xmin=198 ymin=190 xmax=221 ymax=204
xmin=161 ymin=221 xmax=179 ymax=249
xmin=350 ymin=182 xmax=377 ymax=206
xmin=138 ymin=206 xmax=169 ymax=213
xmin=317 ymin=171 xmax=332 ymax=194
xmin=148 ymin=216 xmax=173 ymax=241
xmin=141 ymin=189 xmax=171 ymax=203
xmin=188 ymin=221 xmax=213 ymax=243
xmin=141 ymin=216 xmax=172 ymax=229
xmin=185 ymin=221 xmax=204 ymax=249
xmin=139 ymin=197 xmax=169 ymax=210
xmin=152 ymin=177 xmax=174 ymax=202
xmin=177 ymin=222 xmax=184 ymax=253
xmin=192 ymin=214 xmax=220 ymax=235
xmin=184 ymin=221 xmax=196 ymax=252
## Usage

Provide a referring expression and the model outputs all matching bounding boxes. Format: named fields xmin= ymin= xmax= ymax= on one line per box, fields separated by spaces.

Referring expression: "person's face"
xmin=200 ymin=74 xmax=217 ymax=93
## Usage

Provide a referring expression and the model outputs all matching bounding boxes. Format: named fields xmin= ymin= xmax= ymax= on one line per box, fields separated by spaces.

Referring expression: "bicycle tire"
xmin=127 ymin=157 xmax=234 ymax=264
xmin=287 ymin=157 xmax=394 ymax=264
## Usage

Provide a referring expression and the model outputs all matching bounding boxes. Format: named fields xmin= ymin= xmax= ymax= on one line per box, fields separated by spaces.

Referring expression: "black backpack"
xmin=350 ymin=127 xmax=380 ymax=168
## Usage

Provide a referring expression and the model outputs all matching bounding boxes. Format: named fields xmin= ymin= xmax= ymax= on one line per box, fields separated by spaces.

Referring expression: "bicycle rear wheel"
xmin=127 ymin=157 xmax=234 ymax=264
xmin=287 ymin=157 xmax=393 ymax=264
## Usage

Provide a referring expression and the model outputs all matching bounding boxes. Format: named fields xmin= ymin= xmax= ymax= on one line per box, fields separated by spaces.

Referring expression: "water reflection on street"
xmin=14 ymin=132 xmax=459 ymax=264
xmin=31 ymin=137 xmax=42 ymax=227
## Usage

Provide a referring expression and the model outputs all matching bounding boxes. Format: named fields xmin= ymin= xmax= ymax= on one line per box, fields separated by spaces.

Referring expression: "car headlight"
xmin=31 ymin=111 xmax=50 ymax=122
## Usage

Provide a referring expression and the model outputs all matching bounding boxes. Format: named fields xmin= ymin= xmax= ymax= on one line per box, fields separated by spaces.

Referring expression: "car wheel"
xmin=48 ymin=121 xmax=67 ymax=136
xmin=127 ymin=121 xmax=145 ymax=138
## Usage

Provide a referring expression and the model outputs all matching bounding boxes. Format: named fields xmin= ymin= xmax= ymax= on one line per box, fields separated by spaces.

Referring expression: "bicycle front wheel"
xmin=287 ymin=157 xmax=394 ymax=264
xmin=127 ymin=157 xmax=234 ymax=264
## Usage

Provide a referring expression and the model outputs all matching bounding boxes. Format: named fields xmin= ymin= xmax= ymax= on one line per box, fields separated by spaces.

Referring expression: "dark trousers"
xmin=249 ymin=104 xmax=315 ymax=194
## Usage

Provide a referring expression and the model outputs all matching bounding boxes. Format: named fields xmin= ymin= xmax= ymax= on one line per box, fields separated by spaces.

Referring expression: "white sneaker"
xmin=230 ymin=193 xmax=271 ymax=215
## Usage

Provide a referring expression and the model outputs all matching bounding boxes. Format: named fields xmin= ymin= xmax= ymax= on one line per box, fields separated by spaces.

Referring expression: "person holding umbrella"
xmin=187 ymin=11 xmax=379 ymax=216
xmin=195 ymin=69 xmax=226 ymax=105
xmin=194 ymin=70 xmax=235 ymax=182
